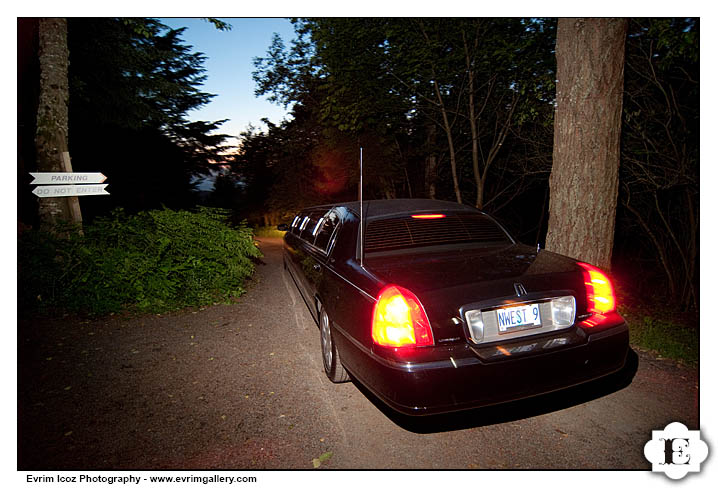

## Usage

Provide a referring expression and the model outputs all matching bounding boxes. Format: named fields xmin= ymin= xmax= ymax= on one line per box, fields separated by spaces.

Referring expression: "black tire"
xmin=319 ymin=307 xmax=350 ymax=383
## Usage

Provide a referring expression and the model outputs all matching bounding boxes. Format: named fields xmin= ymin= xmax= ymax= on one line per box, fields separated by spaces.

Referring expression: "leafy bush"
xmin=18 ymin=207 xmax=262 ymax=316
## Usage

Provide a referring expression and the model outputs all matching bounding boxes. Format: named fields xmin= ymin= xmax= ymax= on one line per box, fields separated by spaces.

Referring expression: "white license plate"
xmin=496 ymin=303 xmax=541 ymax=333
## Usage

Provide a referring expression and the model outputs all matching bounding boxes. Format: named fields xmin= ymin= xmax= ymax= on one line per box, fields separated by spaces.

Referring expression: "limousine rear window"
xmin=364 ymin=213 xmax=511 ymax=252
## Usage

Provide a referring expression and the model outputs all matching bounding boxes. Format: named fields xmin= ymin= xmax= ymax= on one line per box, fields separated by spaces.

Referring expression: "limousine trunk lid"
xmin=364 ymin=243 xmax=587 ymax=344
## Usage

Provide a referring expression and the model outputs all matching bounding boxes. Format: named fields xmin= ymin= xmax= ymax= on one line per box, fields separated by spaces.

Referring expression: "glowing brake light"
xmin=411 ymin=214 xmax=445 ymax=219
xmin=577 ymin=262 xmax=616 ymax=315
xmin=372 ymin=285 xmax=434 ymax=348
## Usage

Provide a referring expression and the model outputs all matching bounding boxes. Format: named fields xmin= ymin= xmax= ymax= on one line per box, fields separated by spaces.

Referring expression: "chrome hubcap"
xmin=321 ymin=312 xmax=332 ymax=370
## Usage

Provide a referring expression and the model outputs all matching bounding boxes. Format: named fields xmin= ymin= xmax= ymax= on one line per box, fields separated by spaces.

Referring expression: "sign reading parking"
xmin=32 ymin=184 xmax=109 ymax=198
xmin=30 ymin=172 xmax=109 ymax=198
xmin=30 ymin=172 xmax=107 ymax=185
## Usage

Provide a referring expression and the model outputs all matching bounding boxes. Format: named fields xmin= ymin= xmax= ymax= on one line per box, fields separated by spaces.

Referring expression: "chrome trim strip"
xmin=322 ymin=264 xmax=376 ymax=302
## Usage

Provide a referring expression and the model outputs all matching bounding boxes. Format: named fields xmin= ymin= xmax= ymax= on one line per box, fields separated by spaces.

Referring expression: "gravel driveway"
xmin=18 ymin=237 xmax=699 ymax=470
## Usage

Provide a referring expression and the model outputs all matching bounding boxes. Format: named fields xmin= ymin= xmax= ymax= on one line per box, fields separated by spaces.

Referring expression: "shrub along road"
xmin=18 ymin=237 xmax=698 ymax=470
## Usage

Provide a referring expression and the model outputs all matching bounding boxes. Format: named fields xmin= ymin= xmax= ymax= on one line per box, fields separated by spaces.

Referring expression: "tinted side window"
xmin=299 ymin=211 xmax=325 ymax=241
xmin=294 ymin=215 xmax=310 ymax=236
xmin=290 ymin=214 xmax=301 ymax=233
xmin=314 ymin=210 xmax=341 ymax=252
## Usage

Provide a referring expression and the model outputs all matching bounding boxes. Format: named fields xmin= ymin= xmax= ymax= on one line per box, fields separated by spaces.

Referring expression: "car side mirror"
xmin=277 ymin=223 xmax=289 ymax=232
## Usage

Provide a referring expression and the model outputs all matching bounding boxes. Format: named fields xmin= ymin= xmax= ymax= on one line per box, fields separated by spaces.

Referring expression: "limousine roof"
xmin=304 ymin=199 xmax=481 ymax=220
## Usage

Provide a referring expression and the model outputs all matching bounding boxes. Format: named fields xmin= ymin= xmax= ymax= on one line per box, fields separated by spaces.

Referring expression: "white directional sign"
xmin=32 ymin=184 xmax=109 ymax=198
xmin=30 ymin=172 xmax=107 ymax=185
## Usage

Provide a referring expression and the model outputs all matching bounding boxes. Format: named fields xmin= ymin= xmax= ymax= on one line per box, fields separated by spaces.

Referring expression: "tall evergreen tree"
xmin=66 ymin=18 xmax=230 ymax=217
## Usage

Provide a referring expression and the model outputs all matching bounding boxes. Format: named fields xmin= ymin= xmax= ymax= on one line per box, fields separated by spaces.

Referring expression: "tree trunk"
xmin=545 ymin=18 xmax=627 ymax=270
xmin=432 ymin=79 xmax=461 ymax=204
xmin=425 ymin=124 xmax=438 ymax=199
xmin=463 ymin=30 xmax=482 ymax=208
xmin=35 ymin=18 xmax=80 ymax=231
xmin=418 ymin=20 xmax=461 ymax=204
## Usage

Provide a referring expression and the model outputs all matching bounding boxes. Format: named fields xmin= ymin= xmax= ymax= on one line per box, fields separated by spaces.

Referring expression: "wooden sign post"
xmin=61 ymin=152 xmax=83 ymax=227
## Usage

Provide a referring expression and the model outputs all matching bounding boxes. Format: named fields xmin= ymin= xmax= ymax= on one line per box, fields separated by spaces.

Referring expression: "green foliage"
xmin=622 ymin=307 xmax=699 ymax=366
xmin=250 ymin=17 xmax=557 ymax=210
xmin=204 ymin=18 xmax=232 ymax=32
xmin=18 ymin=207 xmax=261 ymax=316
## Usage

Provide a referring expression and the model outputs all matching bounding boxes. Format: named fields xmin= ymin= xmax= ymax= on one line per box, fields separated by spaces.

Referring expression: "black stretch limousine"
xmin=279 ymin=199 xmax=629 ymax=415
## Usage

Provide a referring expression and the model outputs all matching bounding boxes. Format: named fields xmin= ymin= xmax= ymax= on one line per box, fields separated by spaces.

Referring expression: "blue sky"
xmin=160 ymin=18 xmax=297 ymax=143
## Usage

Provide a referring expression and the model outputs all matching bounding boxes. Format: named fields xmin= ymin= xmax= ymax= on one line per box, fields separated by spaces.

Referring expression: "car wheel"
xmin=320 ymin=307 xmax=349 ymax=383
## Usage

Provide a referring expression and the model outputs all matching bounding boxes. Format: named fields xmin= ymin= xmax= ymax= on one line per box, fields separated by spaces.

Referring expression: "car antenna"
xmin=359 ymin=146 xmax=364 ymax=269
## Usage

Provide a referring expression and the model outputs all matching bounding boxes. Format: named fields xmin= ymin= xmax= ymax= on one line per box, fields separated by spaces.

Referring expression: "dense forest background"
xmin=17 ymin=18 xmax=699 ymax=312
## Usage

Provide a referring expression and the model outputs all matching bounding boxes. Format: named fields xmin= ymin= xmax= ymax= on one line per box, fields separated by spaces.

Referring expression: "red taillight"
xmin=411 ymin=214 xmax=445 ymax=219
xmin=372 ymin=285 xmax=434 ymax=348
xmin=577 ymin=262 xmax=616 ymax=315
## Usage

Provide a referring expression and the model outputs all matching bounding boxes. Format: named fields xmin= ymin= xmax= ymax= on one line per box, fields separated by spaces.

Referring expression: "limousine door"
xmin=298 ymin=209 xmax=342 ymax=322
xmin=284 ymin=215 xmax=307 ymax=294
xmin=287 ymin=210 xmax=322 ymax=312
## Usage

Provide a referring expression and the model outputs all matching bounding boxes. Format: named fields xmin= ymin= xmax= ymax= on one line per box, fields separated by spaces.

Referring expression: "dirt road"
xmin=18 ymin=237 xmax=699 ymax=470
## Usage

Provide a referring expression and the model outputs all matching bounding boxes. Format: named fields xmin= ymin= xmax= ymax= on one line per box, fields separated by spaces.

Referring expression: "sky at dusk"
xmin=160 ymin=18 xmax=298 ymax=143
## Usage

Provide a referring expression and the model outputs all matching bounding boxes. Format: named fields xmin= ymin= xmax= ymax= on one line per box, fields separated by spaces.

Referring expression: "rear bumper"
xmin=343 ymin=319 xmax=629 ymax=416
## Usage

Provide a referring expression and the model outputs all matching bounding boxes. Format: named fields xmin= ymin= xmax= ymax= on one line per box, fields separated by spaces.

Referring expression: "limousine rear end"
xmin=279 ymin=199 xmax=629 ymax=415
